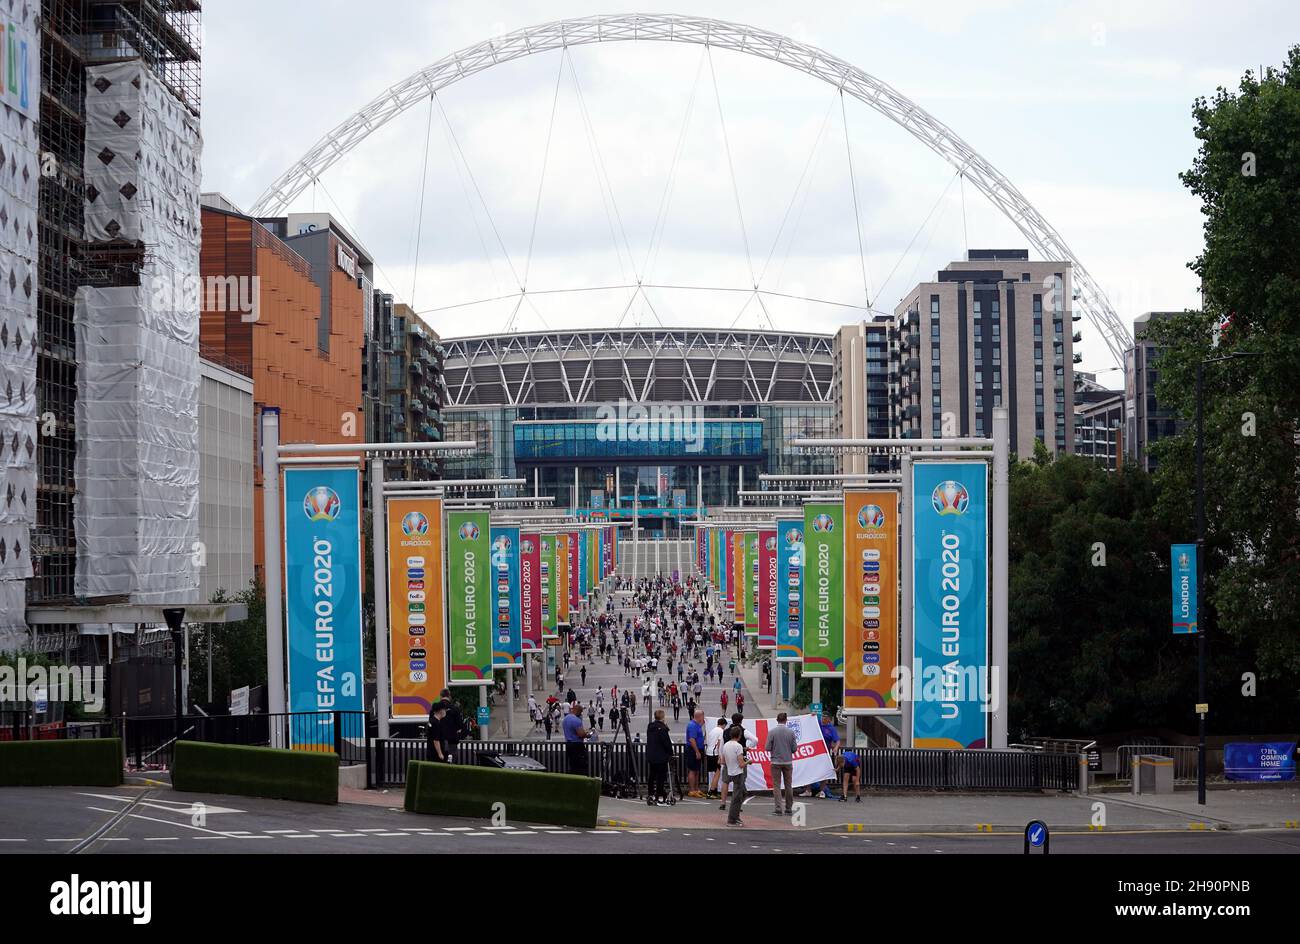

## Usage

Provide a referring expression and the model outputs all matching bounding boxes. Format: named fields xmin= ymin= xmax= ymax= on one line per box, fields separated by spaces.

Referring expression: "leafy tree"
xmin=188 ymin=580 xmax=267 ymax=709
xmin=1144 ymin=48 xmax=1300 ymax=697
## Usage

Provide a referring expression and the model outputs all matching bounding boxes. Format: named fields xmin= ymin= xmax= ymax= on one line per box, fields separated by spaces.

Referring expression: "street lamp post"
xmin=1193 ymin=351 xmax=1259 ymax=806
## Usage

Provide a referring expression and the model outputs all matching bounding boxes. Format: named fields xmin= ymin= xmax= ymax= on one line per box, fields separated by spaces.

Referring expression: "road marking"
xmin=46 ymin=838 xmax=78 ymax=842
xmin=312 ymin=829 xmax=346 ymax=833
xmin=265 ymin=829 xmax=302 ymax=834
xmin=444 ymin=827 xmax=475 ymax=831
xmin=376 ymin=832 xmax=409 ymax=837
xmin=144 ymin=837 xmax=179 ymax=841
xmin=334 ymin=833 xmax=367 ymax=838
xmin=0 ymin=838 xmax=27 ymax=842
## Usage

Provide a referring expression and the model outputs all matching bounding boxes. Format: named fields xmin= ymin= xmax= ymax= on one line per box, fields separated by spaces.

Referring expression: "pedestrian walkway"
xmin=493 ymin=578 xmax=762 ymax=742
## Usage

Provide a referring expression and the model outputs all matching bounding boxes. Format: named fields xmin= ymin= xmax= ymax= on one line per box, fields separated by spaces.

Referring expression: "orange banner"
xmin=556 ymin=533 xmax=571 ymax=624
xmin=386 ymin=496 xmax=446 ymax=718
xmin=843 ymin=490 xmax=898 ymax=713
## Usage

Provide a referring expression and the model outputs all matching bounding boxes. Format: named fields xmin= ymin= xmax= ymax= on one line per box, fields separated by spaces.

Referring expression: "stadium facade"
xmin=440 ymin=328 xmax=839 ymax=532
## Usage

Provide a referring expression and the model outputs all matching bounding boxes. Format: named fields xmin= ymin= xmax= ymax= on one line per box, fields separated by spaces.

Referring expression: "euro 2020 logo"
xmin=458 ymin=521 xmax=480 ymax=541
xmin=401 ymin=511 xmax=429 ymax=536
xmin=765 ymin=535 xmax=778 ymax=552
xmin=931 ymin=480 xmax=970 ymax=516
xmin=858 ymin=504 xmax=886 ymax=530
xmin=303 ymin=486 xmax=341 ymax=522
xmin=812 ymin=513 xmax=834 ymax=533
xmin=521 ymin=539 xmax=535 ymax=555
xmin=784 ymin=528 xmax=804 ymax=546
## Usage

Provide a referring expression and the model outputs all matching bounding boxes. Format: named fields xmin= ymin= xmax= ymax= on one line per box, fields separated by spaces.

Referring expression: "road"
xmin=3 ymin=785 xmax=1299 ymax=854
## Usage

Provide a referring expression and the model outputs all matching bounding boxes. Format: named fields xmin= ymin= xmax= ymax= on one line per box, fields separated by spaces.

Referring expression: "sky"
xmin=201 ymin=0 xmax=1298 ymax=382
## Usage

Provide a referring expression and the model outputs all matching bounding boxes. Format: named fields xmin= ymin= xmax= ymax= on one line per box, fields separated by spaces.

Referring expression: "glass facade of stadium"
xmin=439 ymin=329 xmax=839 ymax=535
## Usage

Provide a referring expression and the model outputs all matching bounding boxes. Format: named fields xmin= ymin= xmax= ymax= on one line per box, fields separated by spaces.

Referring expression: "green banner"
xmin=448 ymin=509 xmax=492 ymax=684
xmin=540 ymin=534 xmax=558 ymax=639
xmin=745 ymin=531 xmax=759 ymax=634
xmin=803 ymin=501 xmax=844 ymax=677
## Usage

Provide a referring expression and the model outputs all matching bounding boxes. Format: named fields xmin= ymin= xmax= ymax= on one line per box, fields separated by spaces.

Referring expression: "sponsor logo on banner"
xmin=844 ymin=490 xmax=898 ymax=714
xmin=802 ymin=502 xmax=843 ymax=676
xmin=448 ymin=510 xmax=492 ymax=684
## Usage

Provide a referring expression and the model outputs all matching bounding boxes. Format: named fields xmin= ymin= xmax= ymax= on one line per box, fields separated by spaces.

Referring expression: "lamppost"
xmin=1193 ymin=351 xmax=1259 ymax=805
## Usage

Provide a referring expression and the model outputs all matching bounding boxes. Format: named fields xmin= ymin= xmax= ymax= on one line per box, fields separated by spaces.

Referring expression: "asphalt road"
xmin=3 ymin=785 xmax=1299 ymax=854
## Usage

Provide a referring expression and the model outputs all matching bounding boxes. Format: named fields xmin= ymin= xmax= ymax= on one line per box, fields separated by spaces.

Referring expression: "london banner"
xmin=283 ymin=467 xmax=365 ymax=747
xmin=1171 ymin=543 xmax=1198 ymax=634
xmin=385 ymin=495 xmax=446 ymax=719
xmin=776 ymin=519 xmax=804 ymax=663
xmin=758 ymin=529 xmax=777 ymax=649
xmin=843 ymin=490 xmax=898 ymax=714
xmin=911 ymin=461 xmax=988 ymax=749
xmin=490 ymin=527 xmax=522 ymax=667
xmin=802 ymin=501 xmax=844 ymax=677
xmin=448 ymin=510 xmax=492 ymax=685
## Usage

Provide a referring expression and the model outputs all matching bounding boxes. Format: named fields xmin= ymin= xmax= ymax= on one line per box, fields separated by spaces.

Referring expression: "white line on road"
xmin=144 ymin=837 xmax=179 ymax=841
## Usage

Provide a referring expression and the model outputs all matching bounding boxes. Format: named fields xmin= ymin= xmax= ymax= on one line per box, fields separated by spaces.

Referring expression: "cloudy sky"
xmin=202 ymin=1 xmax=1296 ymax=381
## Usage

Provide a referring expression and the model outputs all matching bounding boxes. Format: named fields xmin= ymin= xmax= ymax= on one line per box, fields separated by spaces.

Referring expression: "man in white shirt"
xmin=705 ymin=716 xmax=726 ymax=798
xmin=720 ymin=726 xmax=748 ymax=826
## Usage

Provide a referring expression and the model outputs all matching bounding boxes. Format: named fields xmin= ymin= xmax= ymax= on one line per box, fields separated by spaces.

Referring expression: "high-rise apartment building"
xmin=365 ymin=295 xmax=447 ymax=482
xmin=892 ymin=250 xmax=1078 ymax=458
xmin=1124 ymin=311 xmax=1187 ymax=473
xmin=1074 ymin=372 xmax=1125 ymax=471
xmin=831 ymin=319 xmax=891 ymax=473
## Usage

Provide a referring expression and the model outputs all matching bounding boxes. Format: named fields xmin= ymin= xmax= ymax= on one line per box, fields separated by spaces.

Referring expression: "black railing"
xmin=114 ymin=711 xmax=368 ymax=770
xmin=369 ymin=740 xmax=1078 ymax=793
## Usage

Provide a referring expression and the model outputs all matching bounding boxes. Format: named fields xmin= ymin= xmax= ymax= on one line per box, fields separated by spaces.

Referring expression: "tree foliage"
xmin=188 ymin=580 xmax=267 ymax=709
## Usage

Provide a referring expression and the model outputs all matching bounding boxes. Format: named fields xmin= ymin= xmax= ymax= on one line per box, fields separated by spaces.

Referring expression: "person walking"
xmin=581 ymin=664 xmax=588 ymax=687
xmin=646 ymin=709 xmax=674 ymax=806
xmin=671 ymin=691 xmax=682 ymax=722
xmin=705 ymin=716 xmax=726 ymax=799
xmin=766 ymin=712 xmax=797 ymax=816
xmin=720 ymin=725 xmax=748 ymax=826
xmin=435 ymin=688 xmax=467 ymax=762
xmin=736 ymin=691 xmax=745 ymax=713
xmin=543 ymin=711 xmax=553 ymax=740
xmin=562 ymin=702 xmax=590 ymax=775
xmin=720 ymin=689 xmax=729 ymax=714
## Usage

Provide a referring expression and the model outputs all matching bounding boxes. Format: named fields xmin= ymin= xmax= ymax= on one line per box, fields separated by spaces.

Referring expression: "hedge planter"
xmin=0 ymin=738 xmax=123 ymax=787
xmin=404 ymin=760 xmax=600 ymax=828
xmin=172 ymin=741 xmax=338 ymax=805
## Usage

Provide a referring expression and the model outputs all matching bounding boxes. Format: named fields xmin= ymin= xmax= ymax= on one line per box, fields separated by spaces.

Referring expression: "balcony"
xmin=905 ymin=332 xmax=920 ymax=349
xmin=903 ymin=404 xmax=921 ymax=419
xmin=410 ymin=397 xmax=426 ymax=414
xmin=903 ymin=356 xmax=920 ymax=373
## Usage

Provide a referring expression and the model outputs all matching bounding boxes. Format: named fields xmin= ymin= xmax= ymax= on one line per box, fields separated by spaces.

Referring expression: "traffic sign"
xmin=1024 ymin=820 xmax=1050 ymax=854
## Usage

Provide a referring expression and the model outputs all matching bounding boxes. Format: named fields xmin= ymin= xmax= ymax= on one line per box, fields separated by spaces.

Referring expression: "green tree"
xmin=188 ymin=580 xmax=267 ymax=709
xmin=1144 ymin=48 xmax=1300 ymax=690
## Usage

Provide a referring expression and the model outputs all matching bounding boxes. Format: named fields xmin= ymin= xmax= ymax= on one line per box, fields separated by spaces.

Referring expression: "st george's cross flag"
xmin=741 ymin=714 xmax=837 ymax=792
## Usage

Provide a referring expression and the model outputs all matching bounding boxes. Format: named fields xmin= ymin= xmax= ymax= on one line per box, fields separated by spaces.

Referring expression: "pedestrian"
xmin=562 ymin=703 xmax=589 ymax=775
xmin=685 ymin=708 xmax=708 ymax=798
xmin=596 ymin=686 xmax=604 ymax=709
xmin=543 ymin=711 xmax=553 ymax=740
xmin=721 ymin=725 xmax=748 ymax=826
xmin=566 ymin=687 xmax=577 ymax=705
xmin=766 ymin=711 xmax=797 ymax=816
xmin=426 ymin=701 xmax=449 ymax=762
xmin=436 ymin=688 xmax=467 ymax=761
xmin=736 ymin=691 xmax=744 ymax=713
xmin=671 ymin=692 xmax=682 ymax=722
xmin=581 ymin=665 xmax=587 ymax=686
xmin=646 ymin=708 xmax=674 ymax=806
xmin=839 ymin=750 xmax=863 ymax=802
xmin=598 ymin=706 xmax=606 ymax=731
xmin=706 ymin=716 xmax=726 ymax=799
xmin=720 ymin=690 xmax=728 ymax=713
xmin=588 ymin=703 xmax=597 ymax=731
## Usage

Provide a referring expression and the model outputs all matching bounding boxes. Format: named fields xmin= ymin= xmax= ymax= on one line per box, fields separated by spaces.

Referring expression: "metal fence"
xmin=115 ymin=711 xmax=368 ymax=770
xmin=0 ymin=711 xmax=113 ymax=741
xmin=1114 ymin=745 xmax=1201 ymax=783
xmin=369 ymin=738 xmax=1079 ymax=793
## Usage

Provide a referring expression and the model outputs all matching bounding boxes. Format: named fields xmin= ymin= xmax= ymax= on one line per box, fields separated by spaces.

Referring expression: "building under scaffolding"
xmin=25 ymin=0 xmax=202 ymax=659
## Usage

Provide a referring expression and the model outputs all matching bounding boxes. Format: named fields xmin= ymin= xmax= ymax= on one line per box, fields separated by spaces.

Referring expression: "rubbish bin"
xmin=477 ymin=753 xmax=548 ymax=772
xmin=1131 ymin=754 xmax=1174 ymax=795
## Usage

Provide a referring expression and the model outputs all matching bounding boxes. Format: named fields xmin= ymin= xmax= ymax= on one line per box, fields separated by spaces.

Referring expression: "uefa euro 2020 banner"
xmin=776 ymin=519 xmax=804 ymax=663
xmin=386 ymin=495 xmax=445 ymax=720
xmin=911 ymin=461 xmax=988 ymax=749
xmin=843 ymin=490 xmax=898 ymax=714
xmin=520 ymin=532 xmax=542 ymax=652
xmin=448 ymin=510 xmax=492 ymax=685
xmin=802 ymin=501 xmax=843 ymax=677
xmin=284 ymin=467 xmax=364 ymax=748
xmin=490 ymin=527 xmax=522 ymax=667
xmin=758 ymin=529 xmax=777 ymax=650
xmin=745 ymin=531 xmax=760 ymax=636
xmin=539 ymin=534 xmax=559 ymax=641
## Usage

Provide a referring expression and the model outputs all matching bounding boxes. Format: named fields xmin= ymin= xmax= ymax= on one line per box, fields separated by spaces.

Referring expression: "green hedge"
xmin=172 ymin=741 xmax=338 ymax=805
xmin=0 ymin=738 xmax=123 ymax=787
xmin=405 ymin=760 xmax=600 ymax=828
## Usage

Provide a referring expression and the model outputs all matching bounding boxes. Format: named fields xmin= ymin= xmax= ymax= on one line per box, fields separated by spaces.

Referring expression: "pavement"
xmin=2 ymin=783 xmax=1298 ymax=855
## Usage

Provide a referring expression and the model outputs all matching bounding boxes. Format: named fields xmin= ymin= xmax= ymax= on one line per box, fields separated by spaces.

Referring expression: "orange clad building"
xmin=199 ymin=201 xmax=372 ymax=578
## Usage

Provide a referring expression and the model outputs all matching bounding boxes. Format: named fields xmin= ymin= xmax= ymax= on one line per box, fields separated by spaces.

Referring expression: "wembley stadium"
xmin=440 ymin=327 xmax=855 ymax=532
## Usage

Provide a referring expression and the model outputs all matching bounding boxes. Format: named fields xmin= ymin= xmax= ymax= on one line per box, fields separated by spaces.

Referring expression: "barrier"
xmin=171 ymin=740 xmax=339 ymax=805
xmin=404 ymin=759 xmax=601 ymax=827
xmin=0 ymin=738 xmax=124 ymax=787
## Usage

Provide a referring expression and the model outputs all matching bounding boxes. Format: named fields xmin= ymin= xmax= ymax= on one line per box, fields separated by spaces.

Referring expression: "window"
xmin=932 ymin=417 xmax=942 ymax=436
xmin=975 ymin=417 xmax=985 ymax=435
xmin=991 ymin=324 xmax=1000 ymax=342
xmin=993 ymin=393 xmax=1002 ymax=407
xmin=974 ymin=324 xmax=983 ymax=341
xmin=993 ymin=369 xmax=1001 ymax=384
xmin=932 ymin=393 xmax=941 ymax=408
xmin=1035 ymin=392 xmax=1043 ymax=407
xmin=991 ymin=299 xmax=1000 ymax=320
xmin=1034 ymin=322 xmax=1042 ymax=337
xmin=930 ymin=297 xmax=940 ymax=316
xmin=975 ymin=394 xmax=983 ymax=409
xmin=975 ymin=376 xmax=983 ymax=390
xmin=974 ymin=350 xmax=982 ymax=366
xmin=973 ymin=300 xmax=982 ymax=317
xmin=1033 ymin=295 xmax=1043 ymax=317
xmin=931 ymin=344 xmax=941 ymax=362
xmin=931 ymin=368 xmax=941 ymax=384
xmin=992 ymin=347 xmax=1001 ymax=363
xmin=1034 ymin=369 xmax=1043 ymax=384
xmin=931 ymin=323 xmax=940 ymax=338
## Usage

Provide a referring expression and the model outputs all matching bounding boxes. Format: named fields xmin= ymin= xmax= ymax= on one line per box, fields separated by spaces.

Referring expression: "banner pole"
xmin=260 ymin=408 xmax=286 ymax=717
xmin=991 ymin=407 xmax=1010 ymax=750
xmin=371 ymin=457 xmax=390 ymax=740
xmin=900 ymin=452 xmax=913 ymax=749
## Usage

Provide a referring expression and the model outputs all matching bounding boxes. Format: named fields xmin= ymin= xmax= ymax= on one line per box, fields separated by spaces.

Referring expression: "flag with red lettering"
xmin=742 ymin=713 xmax=836 ymax=791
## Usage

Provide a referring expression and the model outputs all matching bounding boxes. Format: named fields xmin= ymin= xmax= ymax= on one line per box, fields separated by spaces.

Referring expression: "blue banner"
xmin=491 ymin=527 xmax=522 ymax=666
xmin=776 ymin=519 xmax=804 ymax=663
xmin=1224 ymin=742 xmax=1296 ymax=782
xmin=283 ymin=467 xmax=364 ymax=748
xmin=1171 ymin=543 xmax=1198 ymax=634
xmin=911 ymin=461 xmax=988 ymax=750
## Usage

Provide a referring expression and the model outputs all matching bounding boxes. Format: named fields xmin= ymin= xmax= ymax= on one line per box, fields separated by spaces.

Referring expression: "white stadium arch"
xmin=250 ymin=13 xmax=1131 ymax=364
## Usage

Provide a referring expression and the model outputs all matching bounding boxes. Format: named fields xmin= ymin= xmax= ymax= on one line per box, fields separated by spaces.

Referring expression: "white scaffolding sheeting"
xmin=0 ymin=5 xmax=41 ymax=641
xmin=75 ymin=61 xmax=202 ymax=602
